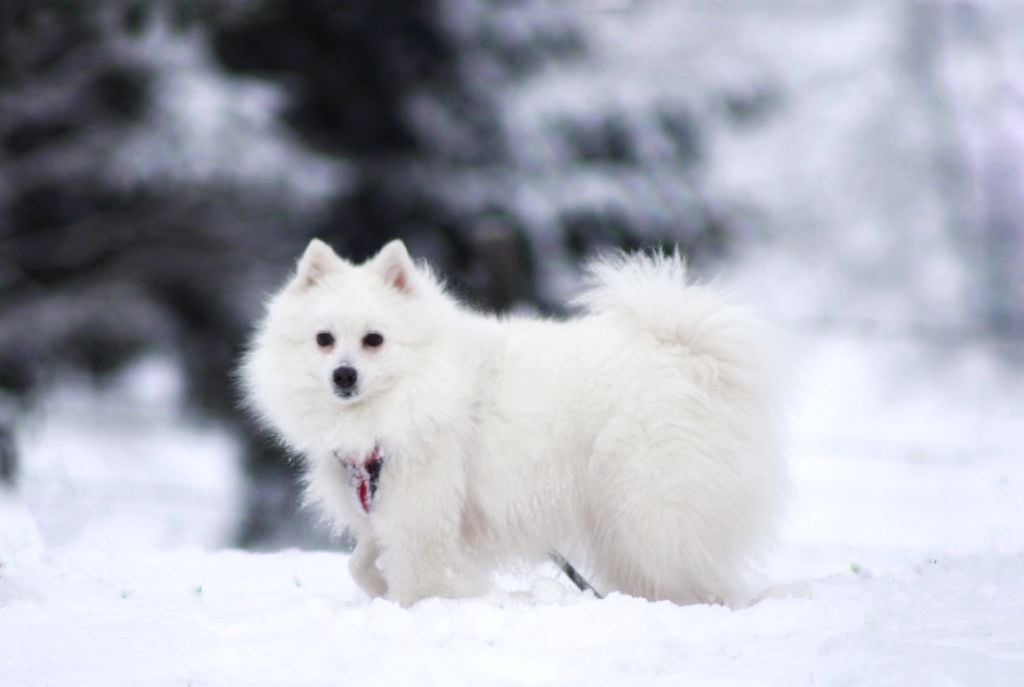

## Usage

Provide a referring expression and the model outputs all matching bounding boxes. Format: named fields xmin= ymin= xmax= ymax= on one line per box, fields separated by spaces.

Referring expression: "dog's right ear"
xmin=291 ymin=238 xmax=345 ymax=292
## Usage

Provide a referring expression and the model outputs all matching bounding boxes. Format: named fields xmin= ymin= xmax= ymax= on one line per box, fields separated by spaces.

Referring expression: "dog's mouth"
xmin=333 ymin=387 xmax=360 ymax=401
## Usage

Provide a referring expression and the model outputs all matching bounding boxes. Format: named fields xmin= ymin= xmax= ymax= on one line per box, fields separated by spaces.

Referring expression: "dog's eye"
xmin=316 ymin=331 xmax=334 ymax=348
xmin=362 ymin=332 xmax=384 ymax=349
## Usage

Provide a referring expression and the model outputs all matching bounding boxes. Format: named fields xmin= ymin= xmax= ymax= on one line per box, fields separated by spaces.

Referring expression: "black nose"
xmin=332 ymin=365 xmax=358 ymax=391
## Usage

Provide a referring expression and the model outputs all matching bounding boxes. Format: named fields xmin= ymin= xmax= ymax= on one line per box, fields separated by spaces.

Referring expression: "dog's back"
xmin=462 ymin=251 xmax=787 ymax=604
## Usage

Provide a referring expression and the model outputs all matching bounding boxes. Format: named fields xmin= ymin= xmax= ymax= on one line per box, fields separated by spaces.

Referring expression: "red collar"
xmin=338 ymin=446 xmax=384 ymax=514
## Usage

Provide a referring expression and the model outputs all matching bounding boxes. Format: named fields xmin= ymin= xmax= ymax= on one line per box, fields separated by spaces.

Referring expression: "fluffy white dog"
xmin=242 ymin=239 xmax=786 ymax=607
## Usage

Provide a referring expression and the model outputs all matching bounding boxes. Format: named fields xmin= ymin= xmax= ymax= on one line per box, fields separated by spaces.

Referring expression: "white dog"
xmin=242 ymin=239 xmax=786 ymax=607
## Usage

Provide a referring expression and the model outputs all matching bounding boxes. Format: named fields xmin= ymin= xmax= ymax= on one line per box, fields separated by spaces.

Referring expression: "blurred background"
xmin=1 ymin=1 xmax=1021 ymax=565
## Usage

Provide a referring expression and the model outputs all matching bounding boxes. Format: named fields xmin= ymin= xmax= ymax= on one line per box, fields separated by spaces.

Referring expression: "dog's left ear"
xmin=372 ymin=240 xmax=417 ymax=294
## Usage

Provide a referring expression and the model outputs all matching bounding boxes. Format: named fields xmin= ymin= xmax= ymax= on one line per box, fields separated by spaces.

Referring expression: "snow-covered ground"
xmin=1 ymin=548 xmax=1020 ymax=686
xmin=1 ymin=326 xmax=1021 ymax=686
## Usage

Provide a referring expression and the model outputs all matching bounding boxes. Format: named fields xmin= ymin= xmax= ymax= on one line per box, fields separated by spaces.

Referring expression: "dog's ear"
xmin=292 ymin=238 xmax=345 ymax=291
xmin=371 ymin=239 xmax=416 ymax=294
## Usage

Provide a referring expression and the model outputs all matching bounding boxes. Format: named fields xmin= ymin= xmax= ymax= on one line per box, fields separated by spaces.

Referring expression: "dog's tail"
xmin=575 ymin=249 xmax=776 ymax=379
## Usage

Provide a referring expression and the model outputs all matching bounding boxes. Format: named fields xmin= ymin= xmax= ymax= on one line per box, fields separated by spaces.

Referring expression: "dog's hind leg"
xmin=585 ymin=415 xmax=740 ymax=605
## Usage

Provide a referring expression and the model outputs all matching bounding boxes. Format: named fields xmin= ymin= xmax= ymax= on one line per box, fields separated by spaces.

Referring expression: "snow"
xmin=6 ymin=357 xmax=243 ymax=556
xmin=1 ymin=330 xmax=1021 ymax=686
xmin=1 ymin=548 xmax=1021 ymax=685
xmin=3 ymin=3 xmax=1024 ymax=685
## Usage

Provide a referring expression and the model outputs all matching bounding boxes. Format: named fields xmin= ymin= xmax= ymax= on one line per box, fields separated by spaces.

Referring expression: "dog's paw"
xmin=347 ymin=544 xmax=388 ymax=599
xmin=354 ymin=570 xmax=388 ymax=599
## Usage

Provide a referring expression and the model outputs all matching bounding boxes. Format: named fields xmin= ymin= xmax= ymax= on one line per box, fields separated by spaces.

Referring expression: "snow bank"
xmin=1 ymin=547 xmax=1020 ymax=686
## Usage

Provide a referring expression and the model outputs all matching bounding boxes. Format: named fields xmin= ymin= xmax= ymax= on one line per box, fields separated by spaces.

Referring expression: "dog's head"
xmin=241 ymin=239 xmax=447 ymax=451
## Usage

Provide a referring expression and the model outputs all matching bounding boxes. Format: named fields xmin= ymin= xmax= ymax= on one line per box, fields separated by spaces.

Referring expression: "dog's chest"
xmin=334 ymin=447 xmax=385 ymax=514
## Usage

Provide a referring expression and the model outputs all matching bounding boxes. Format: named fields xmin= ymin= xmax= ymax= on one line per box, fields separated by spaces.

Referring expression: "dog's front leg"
xmin=376 ymin=458 xmax=485 ymax=607
xmin=348 ymin=535 xmax=387 ymax=598
xmin=380 ymin=524 xmax=485 ymax=607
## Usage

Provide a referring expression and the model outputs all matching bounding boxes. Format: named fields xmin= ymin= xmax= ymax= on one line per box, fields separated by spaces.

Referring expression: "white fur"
xmin=241 ymin=239 xmax=787 ymax=607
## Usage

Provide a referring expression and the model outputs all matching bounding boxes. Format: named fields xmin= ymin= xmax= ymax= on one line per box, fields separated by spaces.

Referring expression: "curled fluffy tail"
xmin=575 ymin=249 xmax=775 ymax=375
